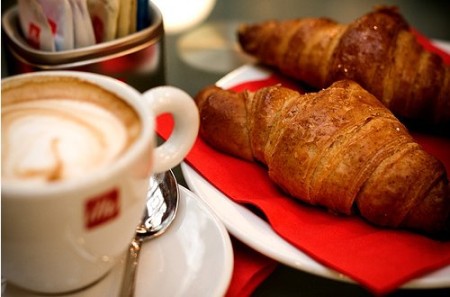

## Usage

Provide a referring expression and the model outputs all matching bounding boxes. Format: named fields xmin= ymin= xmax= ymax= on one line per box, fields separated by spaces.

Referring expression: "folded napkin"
xmin=156 ymin=33 xmax=450 ymax=296
xmin=225 ymin=238 xmax=278 ymax=297
xmin=412 ymin=29 xmax=450 ymax=65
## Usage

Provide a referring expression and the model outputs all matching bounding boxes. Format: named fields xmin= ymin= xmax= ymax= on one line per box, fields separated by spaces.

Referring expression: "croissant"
xmin=237 ymin=7 xmax=450 ymax=127
xmin=195 ymin=80 xmax=450 ymax=236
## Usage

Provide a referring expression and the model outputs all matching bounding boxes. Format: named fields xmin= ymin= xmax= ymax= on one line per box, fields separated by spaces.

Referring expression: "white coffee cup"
xmin=1 ymin=71 xmax=199 ymax=293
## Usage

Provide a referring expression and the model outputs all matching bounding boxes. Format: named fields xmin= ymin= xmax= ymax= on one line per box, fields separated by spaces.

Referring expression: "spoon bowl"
xmin=137 ymin=170 xmax=179 ymax=238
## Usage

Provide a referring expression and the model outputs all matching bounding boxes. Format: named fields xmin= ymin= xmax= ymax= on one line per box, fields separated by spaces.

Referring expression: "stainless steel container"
xmin=2 ymin=1 xmax=165 ymax=92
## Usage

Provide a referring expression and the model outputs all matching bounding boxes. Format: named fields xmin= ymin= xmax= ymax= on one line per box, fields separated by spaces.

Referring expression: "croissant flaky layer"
xmin=195 ymin=80 xmax=450 ymax=236
xmin=237 ymin=7 xmax=450 ymax=127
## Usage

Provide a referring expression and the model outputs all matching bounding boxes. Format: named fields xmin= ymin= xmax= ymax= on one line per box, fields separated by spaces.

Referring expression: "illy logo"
xmin=84 ymin=189 xmax=120 ymax=229
xmin=27 ymin=23 xmax=41 ymax=49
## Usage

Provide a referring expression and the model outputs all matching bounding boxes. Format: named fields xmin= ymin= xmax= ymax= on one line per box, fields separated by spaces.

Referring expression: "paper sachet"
xmin=37 ymin=0 xmax=74 ymax=51
xmin=17 ymin=0 xmax=152 ymax=51
xmin=69 ymin=0 xmax=96 ymax=48
xmin=87 ymin=0 xmax=120 ymax=43
xmin=117 ymin=0 xmax=136 ymax=38
xmin=137 ymin=0 xmax=151 ymax=31
xmin=18 ymin=0 xmax=55 ymax=51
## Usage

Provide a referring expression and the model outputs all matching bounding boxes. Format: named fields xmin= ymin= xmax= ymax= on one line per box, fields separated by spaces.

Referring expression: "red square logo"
xmin=28 ymin=23 xmax=41 ymax=49
xmin=84 ymin=189 xmax=120 ymax=229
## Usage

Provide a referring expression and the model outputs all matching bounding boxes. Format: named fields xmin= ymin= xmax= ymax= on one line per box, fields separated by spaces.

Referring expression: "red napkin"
xmin=156 ymin=33 xmax=450 ymax=296
xmin=225 ymin=238 xmax=278 ymax=297
xmin=412 ymin=29 xmax=450 ymax=65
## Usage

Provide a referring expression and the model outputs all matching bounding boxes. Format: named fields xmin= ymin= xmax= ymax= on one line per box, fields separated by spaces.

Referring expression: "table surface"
xmin=2 ymin=0 xmax=450 ymax=296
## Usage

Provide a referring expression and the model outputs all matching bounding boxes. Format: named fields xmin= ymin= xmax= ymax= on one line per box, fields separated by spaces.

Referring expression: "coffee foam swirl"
xmin=2 ymin=99 xmax=130 ymax=183
xmin=2 ymin=76 xmax=141 ymax=184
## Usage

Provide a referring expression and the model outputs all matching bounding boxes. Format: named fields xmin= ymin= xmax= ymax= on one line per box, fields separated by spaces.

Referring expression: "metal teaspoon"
xmin=119 ymin=170 xmax=179 ymax=297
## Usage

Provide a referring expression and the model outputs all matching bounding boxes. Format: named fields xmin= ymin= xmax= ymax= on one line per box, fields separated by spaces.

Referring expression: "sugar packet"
xmin=136 ymin=0 xmax=151 ymax=31
xmin=87 ymin=0 xmax=120 ymax=43
xmin=37 ymin=0 xmax=74 ymax=51
xmin=117 ymin=0 xmax=137 ymax=38
xmin=17 ymin=0 xmax=55 ymax=51
xmin=68 ymin=0 xmax=96 ymax=48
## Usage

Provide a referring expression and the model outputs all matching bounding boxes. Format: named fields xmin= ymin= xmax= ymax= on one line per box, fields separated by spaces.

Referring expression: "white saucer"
xmin=3 ymin=186 xmax=234 ymax=297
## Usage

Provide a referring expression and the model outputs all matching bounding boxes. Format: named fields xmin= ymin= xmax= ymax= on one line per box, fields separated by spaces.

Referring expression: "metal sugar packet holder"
xmin=2 ymin=1 xmax=165 ymax=92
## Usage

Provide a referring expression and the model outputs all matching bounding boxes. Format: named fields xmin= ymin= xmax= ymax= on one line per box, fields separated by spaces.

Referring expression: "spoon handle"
xmin=119 ymin=236 xmax=143 ymax=297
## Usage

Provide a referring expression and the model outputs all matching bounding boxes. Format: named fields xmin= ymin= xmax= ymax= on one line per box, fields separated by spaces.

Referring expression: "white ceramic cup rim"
xmin=1 ymin=71 xmax=156 ymax=199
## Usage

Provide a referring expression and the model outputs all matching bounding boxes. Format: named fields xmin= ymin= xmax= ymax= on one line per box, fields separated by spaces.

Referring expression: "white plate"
xmin=181 ymin=41 xmax=450 ymax=289
xmin=4 ymin=186 xmax=234 ymax=297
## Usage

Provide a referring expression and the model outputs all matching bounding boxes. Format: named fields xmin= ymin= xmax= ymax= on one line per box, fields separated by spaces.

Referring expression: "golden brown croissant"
xmin=195 ymin=80 xmax=450 ymax=236
xmin=237 ymin=7 xmax=450 ymax=127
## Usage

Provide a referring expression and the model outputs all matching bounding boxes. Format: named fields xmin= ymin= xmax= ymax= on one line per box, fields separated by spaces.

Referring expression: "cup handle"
xmin=142 ymin=86 xmax=199 ymax=173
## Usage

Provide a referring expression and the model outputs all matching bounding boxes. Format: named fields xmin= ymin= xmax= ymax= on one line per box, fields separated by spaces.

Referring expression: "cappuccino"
xmin=2 ymin=71 xmax=199 ymax=294
xmin=1 ymin=76 xmax=141 ymax=184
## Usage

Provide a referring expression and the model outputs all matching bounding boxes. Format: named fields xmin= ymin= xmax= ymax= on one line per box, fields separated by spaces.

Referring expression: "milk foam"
xmin=2 ymin=99 xmax=130 ymax=183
